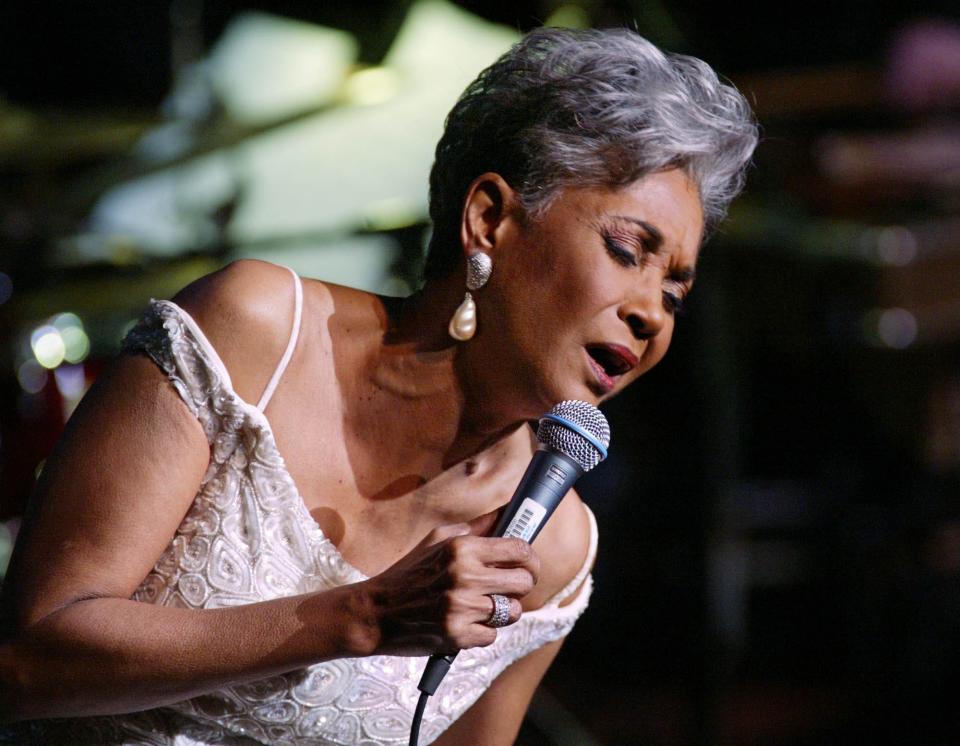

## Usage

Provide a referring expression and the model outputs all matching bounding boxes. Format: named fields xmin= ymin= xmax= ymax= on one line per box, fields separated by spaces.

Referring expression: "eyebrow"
xmin=609 ymin=214 xmax=697 ymax=283
xmin=610 ymin=215 xmax=664 ymax=250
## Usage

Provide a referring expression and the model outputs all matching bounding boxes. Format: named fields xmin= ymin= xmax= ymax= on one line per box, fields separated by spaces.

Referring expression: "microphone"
xmin=416 ymin=400 xmax=610 ymax=698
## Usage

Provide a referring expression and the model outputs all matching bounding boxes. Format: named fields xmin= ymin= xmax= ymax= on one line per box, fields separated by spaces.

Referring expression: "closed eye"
xmin=662 ymin=290 xmax=685 ymax=314
xmin=604 ymin=235 xmax=637 ymax=267
xmin=603 ymin=225 xmax=693 ymax=314
xmin=662 ymin=280 xmax=688 ymax=315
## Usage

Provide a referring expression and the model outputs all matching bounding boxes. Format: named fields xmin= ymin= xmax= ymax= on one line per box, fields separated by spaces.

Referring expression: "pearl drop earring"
xmin=448 ymin=253 xmax=492 ymax=341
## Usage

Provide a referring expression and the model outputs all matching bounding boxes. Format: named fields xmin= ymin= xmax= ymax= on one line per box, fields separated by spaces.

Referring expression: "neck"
xmin=358 ymin=275 xmax=527 ymax=473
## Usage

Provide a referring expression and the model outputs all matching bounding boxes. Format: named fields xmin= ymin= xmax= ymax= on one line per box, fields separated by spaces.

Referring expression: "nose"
xmin=618 ymin=280 xmax=666 ymax=340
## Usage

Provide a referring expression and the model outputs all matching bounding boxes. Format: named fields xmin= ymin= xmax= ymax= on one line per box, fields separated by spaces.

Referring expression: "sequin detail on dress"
xmin=30 ymin=297 xmax=597 ymax=745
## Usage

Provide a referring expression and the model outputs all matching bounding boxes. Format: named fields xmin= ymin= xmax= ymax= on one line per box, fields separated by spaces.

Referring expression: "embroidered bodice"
xmin=25 ymin=270 xmax=597 ymax=745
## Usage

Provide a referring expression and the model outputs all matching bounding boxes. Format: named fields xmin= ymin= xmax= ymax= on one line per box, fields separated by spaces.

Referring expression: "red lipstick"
xmin=584 ymin=343 xmax=639 ymax=394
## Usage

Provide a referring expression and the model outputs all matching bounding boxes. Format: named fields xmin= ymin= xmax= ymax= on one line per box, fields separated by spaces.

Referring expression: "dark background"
xmin=2 ymin=1 xmax=959 ymax=743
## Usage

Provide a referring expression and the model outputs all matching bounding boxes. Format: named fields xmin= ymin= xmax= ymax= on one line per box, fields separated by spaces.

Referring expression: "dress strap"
xmin=256 ymin=266 xmax=303 ymax=412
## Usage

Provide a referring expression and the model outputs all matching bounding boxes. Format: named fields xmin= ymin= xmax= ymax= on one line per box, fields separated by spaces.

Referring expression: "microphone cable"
xmin=409 ymin=690 xmax=429 ymax=746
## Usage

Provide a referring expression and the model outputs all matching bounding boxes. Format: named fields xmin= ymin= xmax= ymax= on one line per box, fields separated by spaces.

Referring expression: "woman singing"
xmin=0 ymin=27 xmax=757 ymax=745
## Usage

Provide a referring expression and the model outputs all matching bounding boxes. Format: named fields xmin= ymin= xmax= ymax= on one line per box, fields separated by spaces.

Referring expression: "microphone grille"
xmin=537 ymin=400 xmax=611 ymax=472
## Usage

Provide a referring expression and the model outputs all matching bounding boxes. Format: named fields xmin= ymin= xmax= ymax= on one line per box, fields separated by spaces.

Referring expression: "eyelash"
xmin=603 ymin=234 xmax=687 ymax=315
xmin=662 ymin=287 xmax=686 ymax=315
xmin=603 ymin=235 xmax=637 ymax=267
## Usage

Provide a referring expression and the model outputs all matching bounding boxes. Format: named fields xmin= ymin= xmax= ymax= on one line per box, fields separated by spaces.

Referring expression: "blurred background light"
xmin=16 ymin=359 xmax=48 ymax=394
xmin=208 ymin=12 xmax=357 ymax=125
xmin=54 ymin=364 xmax=89 ymax=420
xmin=30 ymin=325 xmax=66 ymax=368
xmin=231 ymin=233 xmax=402 ymax=294
xmin=544 ymin=3 xmax=591 ymax=29
xmin=874 ymin=307 xmax=919 ymax=348
xmin=59 ymin=0 xmax=517 ymax=291
xmin=343 ymin=66 xmax=401 ymax=106
xmin=361 ymin=196 xmax=421 ymax=231
xmin=51 ymin=313 xmax=91 ymax=364
xmin=53 ymin=364 xmax=87 ymax=399
xmin=76 ymin=153 xmax=239 ymax=261
xmin=61 ymin=326 xmax=90 ymax=364
xmin=876 ymin=225 xmax=918 ymax=265
xmin=52 ymin=312 xmax=82 ymax=332
xmin=225 ymin=0 xmax=518 ymax=261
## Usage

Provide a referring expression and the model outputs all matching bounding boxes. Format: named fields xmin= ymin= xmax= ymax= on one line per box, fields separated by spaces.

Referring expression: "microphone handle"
xmin=417 ymin=448 xmax=584 ymax=695
xmin=491 ymin=448 xmax=584 ymax=542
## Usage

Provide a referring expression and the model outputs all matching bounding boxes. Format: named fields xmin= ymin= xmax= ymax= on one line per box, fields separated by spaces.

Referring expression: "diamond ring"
xmin=484 ymin=594 xmax=512 ymax=628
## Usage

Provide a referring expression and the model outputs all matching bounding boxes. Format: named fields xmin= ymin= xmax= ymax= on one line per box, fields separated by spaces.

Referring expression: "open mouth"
xmin=586 ymin=344 xmax=637 ymax=378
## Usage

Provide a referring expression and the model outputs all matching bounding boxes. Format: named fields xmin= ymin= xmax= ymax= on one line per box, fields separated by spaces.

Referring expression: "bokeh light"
xmin=876 ymin=226 xmax=918 ymax=265
xmin=343 ymin=66 xmax=400 ymax=106
xmin=25 ymin=314 xmax=90 ymax=370
xmin=61 ymin=327 xmax=90 ymax=364
xmin=16 ymin=359 xmax=48 ymax=394
xmin=56 ymin=316 xmax=90 ymax=362
xmin=30 ymin=325 xmax=66 ymax=369
xmin=52 ymin=312 xmax=83 ymax=332
xmin=54 ymin=364 xmax=87 ymax=399
xmin=878 ymin=307 xmax=919 ymax=348
xmin=55 ymin=364 xmax=89 ymax=420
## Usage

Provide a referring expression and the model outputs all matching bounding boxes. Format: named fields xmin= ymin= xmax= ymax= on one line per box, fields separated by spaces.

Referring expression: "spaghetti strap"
xmin=256 ymin=266 xmax=303 ymax=411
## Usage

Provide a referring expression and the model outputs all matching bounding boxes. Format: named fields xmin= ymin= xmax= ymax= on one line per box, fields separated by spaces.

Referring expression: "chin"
xmin=533 ymin=382 xmax=602 ymax=413
xmin=519 ymin=359 xmax=603 ymax=415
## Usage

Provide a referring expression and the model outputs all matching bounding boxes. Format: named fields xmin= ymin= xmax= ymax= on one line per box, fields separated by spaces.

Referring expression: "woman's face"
xmin=477 ymin=168 xmax=704 ymax=413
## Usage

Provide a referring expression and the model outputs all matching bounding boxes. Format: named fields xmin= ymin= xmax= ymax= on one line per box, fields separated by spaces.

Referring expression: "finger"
xmin=474 ymin=537 xmax=540 ymax=577
xmin=479 ymin=567 xmax=537 ymax=597
xmin=460 ymin=625 xmax=498 ymax=650
xmin=476 ymin=594 xmax=522 ymax=626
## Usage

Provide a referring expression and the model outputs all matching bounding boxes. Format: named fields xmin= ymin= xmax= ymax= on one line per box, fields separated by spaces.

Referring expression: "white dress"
xmin=23 ymin=268 xmax=598 ymax=745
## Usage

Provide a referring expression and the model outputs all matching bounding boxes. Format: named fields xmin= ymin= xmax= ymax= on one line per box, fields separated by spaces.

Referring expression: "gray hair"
xmin=424 ymin=27 xmax=758 ymax=280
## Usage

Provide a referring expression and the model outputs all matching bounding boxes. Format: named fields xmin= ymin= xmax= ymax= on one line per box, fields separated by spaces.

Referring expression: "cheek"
xmin=497 ymin=230 xmax=615 ymax=339
xmin=546 ymin=286 xmax=611 ymax=344
xmin=522 ymin=263 xmax=602 ymax=324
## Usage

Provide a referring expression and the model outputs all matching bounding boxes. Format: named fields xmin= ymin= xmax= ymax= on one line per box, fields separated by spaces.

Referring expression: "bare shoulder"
xmin=171 ymin=259 xmax=301 ymax=404
xmin=303 ymin=278 xmax=390 ymax=342
xmin=4 ymin=348 xmax=211 ymax=629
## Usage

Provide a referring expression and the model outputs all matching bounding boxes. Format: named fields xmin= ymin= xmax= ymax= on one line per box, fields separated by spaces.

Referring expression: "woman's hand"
xmin=354 ymin=513 xmax=541 ymax=657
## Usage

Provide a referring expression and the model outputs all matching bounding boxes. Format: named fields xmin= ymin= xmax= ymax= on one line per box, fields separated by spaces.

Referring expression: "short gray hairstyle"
xmin=424 ymin=27 xmax=758 ymax=280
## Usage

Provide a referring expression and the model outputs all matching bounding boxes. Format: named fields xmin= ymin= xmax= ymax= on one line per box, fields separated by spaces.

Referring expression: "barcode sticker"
xmin=503 ymin=498 xmax=547 ymax=543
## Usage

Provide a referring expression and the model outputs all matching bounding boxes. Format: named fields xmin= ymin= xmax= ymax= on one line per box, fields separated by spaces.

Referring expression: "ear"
xmin=459 ymin=173 xmax=518 ymax=259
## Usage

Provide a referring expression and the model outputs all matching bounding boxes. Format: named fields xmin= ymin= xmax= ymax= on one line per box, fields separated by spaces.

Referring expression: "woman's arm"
xmin=0 ymin=262 xmax=540 ymax=723
xmin=0 ymin=352 xmax=374 ymax=721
